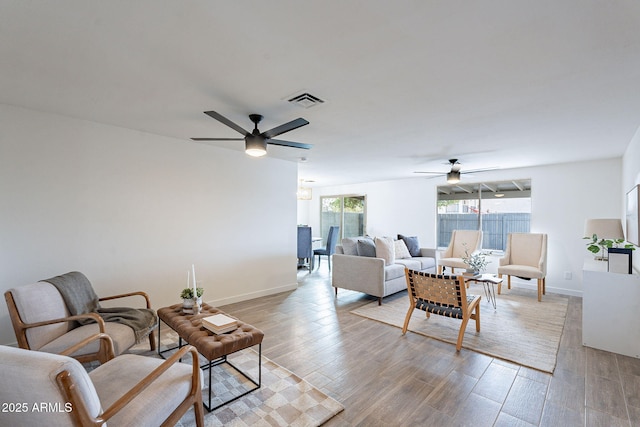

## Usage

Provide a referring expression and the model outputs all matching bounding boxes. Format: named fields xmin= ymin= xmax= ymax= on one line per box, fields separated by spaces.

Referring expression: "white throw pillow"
xmin=375 ymin=237 xmax=396 ymax=266
xmin=394 ymin=239 xmax=412 ymax=259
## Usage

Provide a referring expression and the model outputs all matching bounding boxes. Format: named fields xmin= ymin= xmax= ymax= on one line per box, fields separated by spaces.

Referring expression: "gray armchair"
xmin=5 ymin=273 xmax=156 ymax=364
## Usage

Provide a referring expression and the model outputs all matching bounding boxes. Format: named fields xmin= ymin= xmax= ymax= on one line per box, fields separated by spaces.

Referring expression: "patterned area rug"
xmin=350 ymin=284 xmax=568 ymax=373
xmin=129 ymin=331 xmax=343 ymax=427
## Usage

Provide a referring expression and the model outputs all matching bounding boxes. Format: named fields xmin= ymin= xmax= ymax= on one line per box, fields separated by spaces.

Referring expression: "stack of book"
xmin=202 ymin=313 xmax=238 ymax=335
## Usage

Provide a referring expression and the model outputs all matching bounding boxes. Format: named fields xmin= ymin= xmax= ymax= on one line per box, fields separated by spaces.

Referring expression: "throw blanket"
xmin=42 ymin=271 xmax=157 ymax=343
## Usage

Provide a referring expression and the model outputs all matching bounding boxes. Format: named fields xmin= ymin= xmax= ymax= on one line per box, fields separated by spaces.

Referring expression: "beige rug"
xmin=350 ymin=284 xmax=568 ymax=373
xmin=129 ymin=331 xmax=343 ymax=426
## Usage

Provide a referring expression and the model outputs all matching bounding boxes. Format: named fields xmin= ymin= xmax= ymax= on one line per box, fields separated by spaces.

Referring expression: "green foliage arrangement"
xmin=584 ymin=234 xmax=635 ymax=258
xmin=461 ymin=243 xmax=489 ymax=273
xmin=180 ymin=287 xmax=204 ymax=299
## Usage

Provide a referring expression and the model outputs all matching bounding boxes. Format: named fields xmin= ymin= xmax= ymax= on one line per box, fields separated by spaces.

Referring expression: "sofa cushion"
xmin=398 ymin=234 xmax=421 ymax=257
xmin=412 ymin=256 xmax=437 ymax=271
xmin=396 ymin=257 xmax=436 ymax=272
xmin=375 ymin=237 xmax=395 ymax=266
xmin=341 ymin=237 xmax=360 ymax=255
xmin=357 ymin=238 xmax=376 ymax=257
xmin=394 ymin=239 xmax=412 ymax=259
xmin=89 ymin=354 xmax=200 ymax=427
xmin=0 ymin=346 xmax=102 ymax=426
xmin=9 ymin=282 xmax=71 ymax=350
xmin=395 ymin=258 xmax=421 ymax=270
xmin=384 ymin=264 xmax=406 ymax=281
xmin=39 ymin=322 xmax=136 ymax=357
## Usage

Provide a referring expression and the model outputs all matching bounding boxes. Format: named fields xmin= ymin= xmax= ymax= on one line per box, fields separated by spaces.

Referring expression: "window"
xmin=320 ymin=195 xmax=366 ymax=241
xmin=437 ymin=180 xmax=531 ymax=251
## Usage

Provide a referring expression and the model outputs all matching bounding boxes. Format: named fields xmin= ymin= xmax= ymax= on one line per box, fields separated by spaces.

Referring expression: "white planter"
xmin=182 ymin=297 xmax=202 ymax=313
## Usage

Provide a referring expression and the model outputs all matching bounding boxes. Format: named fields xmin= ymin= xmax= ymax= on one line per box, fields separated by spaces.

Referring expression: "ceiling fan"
xmin=191 ymin=111 xmax=312 ymax=157
xmin=414 ymin=159 xmax=496 ymax=184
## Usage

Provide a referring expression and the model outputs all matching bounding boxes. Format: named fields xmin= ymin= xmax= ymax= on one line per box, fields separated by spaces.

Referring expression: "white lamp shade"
xmin=297 ymin=186 xmax=312 ymax=200
xmin=584 ymin=218 xmax=624 ymax=240
xmin=245 ymin=136 xmax=267 ymax=157
xmin=446 ymin=171 xmax=461 ymax=184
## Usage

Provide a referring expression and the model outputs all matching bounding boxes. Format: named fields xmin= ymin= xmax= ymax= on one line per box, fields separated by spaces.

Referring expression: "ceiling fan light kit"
xmin=415 ymin=158 xmax=497 ymax=183
xmin=192 ymin=111 xmax=311 ymax=157
xmin=245 ymin=134 xmax=267 ymax=157
xmin=447 ymin=170 xmax=461 ymax=184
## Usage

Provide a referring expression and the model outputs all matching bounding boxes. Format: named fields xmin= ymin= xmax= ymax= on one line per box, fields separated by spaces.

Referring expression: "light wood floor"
xmin=217 ymin=265 xmax=640 ymax=426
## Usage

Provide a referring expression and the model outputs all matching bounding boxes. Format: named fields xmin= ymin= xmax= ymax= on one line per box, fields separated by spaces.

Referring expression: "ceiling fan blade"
xmin=462 ymin=166 xmax=499 ymax=174
xmin=204 ymin=111 xmax=249 ymax=136
xmin=261 ymin=118 xmax=309 ymax=139
xmin=191 ymin=137 xmax=244 ymax=141
xmin=267 ymin=139 xmax=312 ymax=150
xmin=414 ymin=171 xmax=445 ymax=175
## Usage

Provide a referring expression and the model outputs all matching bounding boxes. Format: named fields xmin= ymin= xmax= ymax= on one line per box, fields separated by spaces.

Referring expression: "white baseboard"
xmin=503 ymin=278 xmax=582 ymax=297
xmin=205 ymin=282 xmax=298 ymax=307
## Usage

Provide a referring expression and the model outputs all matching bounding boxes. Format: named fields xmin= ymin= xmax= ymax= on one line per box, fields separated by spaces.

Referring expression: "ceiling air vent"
xmin=287 ymin=92 xmax=325 ymax=109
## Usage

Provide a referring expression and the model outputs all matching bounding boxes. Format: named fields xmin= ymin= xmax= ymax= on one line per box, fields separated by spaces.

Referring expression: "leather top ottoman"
xmin=157 ymin=303 xmax=264 ymax=361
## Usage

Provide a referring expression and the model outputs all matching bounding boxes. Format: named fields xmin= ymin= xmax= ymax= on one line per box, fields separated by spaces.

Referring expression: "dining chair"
xmin=314 ymin=226 xmax=340 ymax=270
xmin=297 ymin=226 xmax=313 ymax=271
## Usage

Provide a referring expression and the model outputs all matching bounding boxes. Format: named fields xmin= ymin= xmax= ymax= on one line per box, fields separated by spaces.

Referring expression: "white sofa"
xmin=332 ymin=236 xmax=438 ymax=304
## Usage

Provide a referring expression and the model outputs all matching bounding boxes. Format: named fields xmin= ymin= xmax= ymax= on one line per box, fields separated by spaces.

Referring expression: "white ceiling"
xmin=2 ymin=1 xmax=640 ymax=186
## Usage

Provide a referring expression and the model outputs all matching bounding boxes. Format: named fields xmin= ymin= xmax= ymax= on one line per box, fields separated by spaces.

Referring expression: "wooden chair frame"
xmin=5 ymin=290 xmax=156 ymax=364
xmin=402 ymin=268 xmax=481 ymax=351
xmin=56 ymin=343 xmax=204 ymax=427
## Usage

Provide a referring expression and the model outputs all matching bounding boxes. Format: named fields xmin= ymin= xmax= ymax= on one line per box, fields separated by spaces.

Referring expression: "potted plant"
xmin=462 ymin=243 xmax=489 ymax=275
xmin=180 ymin=287 xmax=204 ymax=311
xmin=584 ymin=234 xmax=635 ymax=260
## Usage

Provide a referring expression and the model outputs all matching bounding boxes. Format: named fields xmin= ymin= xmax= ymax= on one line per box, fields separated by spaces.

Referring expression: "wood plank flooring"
xmin=215 ymin=266 xmax=640 ymax=426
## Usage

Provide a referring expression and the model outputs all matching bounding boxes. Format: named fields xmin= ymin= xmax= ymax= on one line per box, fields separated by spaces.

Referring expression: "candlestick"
xmin=191 ymin=264 xmax=198 ymax=311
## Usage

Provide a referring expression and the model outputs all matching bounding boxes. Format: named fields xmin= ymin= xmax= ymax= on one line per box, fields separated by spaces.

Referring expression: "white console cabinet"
xmin=582 ymin=257 xmax=640 ymax=358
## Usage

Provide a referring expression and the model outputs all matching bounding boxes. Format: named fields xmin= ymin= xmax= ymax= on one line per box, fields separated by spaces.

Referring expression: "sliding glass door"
xmin=320 ymin=195 xmax=366 ymax=242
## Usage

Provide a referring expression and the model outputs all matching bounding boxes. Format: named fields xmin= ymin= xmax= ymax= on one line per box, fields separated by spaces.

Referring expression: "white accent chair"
xmin=497 ymin=233 xmax=548 ymax=301
xmin=4 ymin=279 xmax=155 ymax=364
xmin=437 ymin=230 xmax=483 ymax=274
xmin=0 ymin=335 xmax=204 ymax=427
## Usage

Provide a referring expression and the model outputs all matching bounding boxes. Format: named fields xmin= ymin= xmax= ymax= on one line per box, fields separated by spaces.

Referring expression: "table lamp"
xmin=584 ymin=218 xmax=624 ymax=260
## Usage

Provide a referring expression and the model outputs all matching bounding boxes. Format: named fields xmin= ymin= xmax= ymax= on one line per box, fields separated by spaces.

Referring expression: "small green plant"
xmin=461 ymin=243 xmax=489 ymax=273
xmin=584 ymin=234 xmax=635 ymax=259
xmin=180 ymin=288 xmax=204 ymax=299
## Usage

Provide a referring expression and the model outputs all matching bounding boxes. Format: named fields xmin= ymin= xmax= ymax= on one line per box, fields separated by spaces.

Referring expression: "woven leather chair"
xmin=0 ymin=335 xmax=204 ymax=427
xmin=437 ymin=229 xmax=483 ymax=274
xmin=5 ymin=273 xmax=156 ymax=364
xmin=497 ymin=233 xmax=547 ymax=301
xmin=402 ymin=269 xmax=481 ymax=351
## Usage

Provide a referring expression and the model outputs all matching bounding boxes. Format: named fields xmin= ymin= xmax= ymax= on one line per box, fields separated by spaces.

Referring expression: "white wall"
xmin=0 ymin=105 xmax=298 ymax=345
xmin=301 ymin=157 xmax=623 ymax=296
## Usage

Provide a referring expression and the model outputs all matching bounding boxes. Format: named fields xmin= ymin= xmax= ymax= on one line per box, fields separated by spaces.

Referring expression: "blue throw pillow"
xmin=357 ymin=238 xmax=376 ymax=257
xmin=398 ymin=234 xmax=421 ymax=257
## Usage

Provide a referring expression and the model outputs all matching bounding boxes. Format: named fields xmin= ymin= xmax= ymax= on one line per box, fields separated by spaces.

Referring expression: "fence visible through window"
xmin=438 ymin=213 xmax=531 ymax=250
xmin=437 ymin=179 xmax=531 ymax=251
